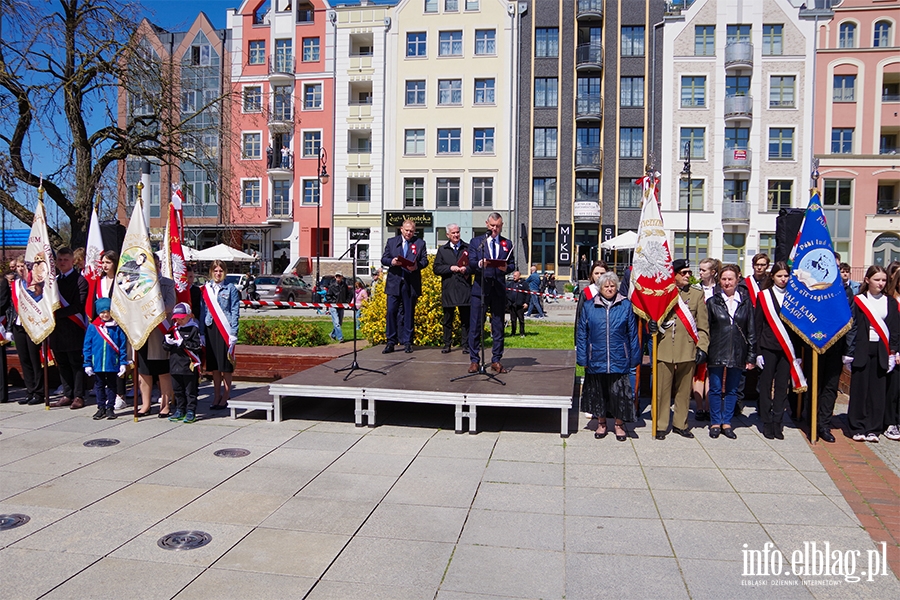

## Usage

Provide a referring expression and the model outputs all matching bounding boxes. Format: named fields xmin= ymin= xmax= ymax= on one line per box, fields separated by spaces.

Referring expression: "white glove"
xmin=228 ymin=335 xmax=238 ymax=347
xmin=84 ymin=367 xmax=94 ymax=377
xmin=118 ymin=365 xmax=127 ymax=378
xmin=842 ymin=356 xmax=853 ymax=366
xmin=756 ymin=355 xmax=765 ymax=370
xmin=164 ymin=333 xmax=181 ymax=346
xmin=889 ymin=354 xmax=896 ymax=374
xmin=3 ymin=332 xmax=12 ymax=343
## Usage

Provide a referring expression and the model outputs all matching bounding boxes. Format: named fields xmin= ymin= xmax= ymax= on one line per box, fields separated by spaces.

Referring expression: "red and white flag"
xmin=629 ymin=179 xmax=678 ymax=323
xmin=171 ymin=184 xmax=185 ymax=238
xmin=160 ymin=204 xmax=191 ymax=305
xmin=83 ymin=206 xmax=105 ymax=318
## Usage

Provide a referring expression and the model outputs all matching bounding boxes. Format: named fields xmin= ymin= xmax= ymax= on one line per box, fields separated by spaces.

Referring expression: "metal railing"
xmin=575 ymin=94 xmax=603 ymax=119
xmin=267 ymin=197 xmax=293 ymax=220
xmin=268 ymin=54 xmax=295 ymax=76
xmin=721 ymin=200 xmax=750 ymax=222
xmin=724 ymin=42 xmax=753 ymax=67
xmin=575 ymin=147 xmax=603 ymax=168
xmin=347 ymin=194 xmax=371 ymax=203
xmin=576 ymin=44 xmax=603 ymax=69
xmin=576 ymin=0 xmax=603 ymax=18
xmin=724 ymin=94 xmax=752 ymax=119
xmin=723 ymin=147 xmax=752 ymax=171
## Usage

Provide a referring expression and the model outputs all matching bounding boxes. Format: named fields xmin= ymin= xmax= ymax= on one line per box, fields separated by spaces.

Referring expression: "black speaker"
xmin=99 ymin=221 xmax=126 ymax=253
xmin=775 ymin=208 xmax=805 ymax=264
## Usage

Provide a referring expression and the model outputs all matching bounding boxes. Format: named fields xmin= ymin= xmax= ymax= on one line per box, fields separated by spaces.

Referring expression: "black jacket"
xmin=706 ymin=288 xmax=756 ymax=368
xmin=754 ymin=288 xmax=802 ymax=354
xmin=506 ymin=278 xmax=528 ymax=308
xmin=162 ymin=322 xmax=203 ymax=375
xmin=325 ymin=278 xmax=351 ymax=304
xmin=844 ymin=295 xmax=900 ymax=370
xmin=432 ymin=241 xmax=472 ymax=307
xmin=52 ymin=269 xmax=89 ymax=352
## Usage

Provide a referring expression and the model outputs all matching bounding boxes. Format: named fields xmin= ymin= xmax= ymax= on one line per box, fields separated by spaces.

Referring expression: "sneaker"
xmin=183 ymin=411 xmax=196 ymax=424
xmin=168 ymin=411 xmax=185 ymax=422
xmin=114 ymin=395 xmax=127 ymax=410
xmin=106 ymin=408 xmax=117 ymax=420
xmin=92 ymin=407 xmax=106 ymax=420
xmin=865 ymin=433 xmax=879 ymax=443
xmin=852 ymin=433 xmax=866 ymax=442
xmin=884 ymin=425 xmax=900 ymax=441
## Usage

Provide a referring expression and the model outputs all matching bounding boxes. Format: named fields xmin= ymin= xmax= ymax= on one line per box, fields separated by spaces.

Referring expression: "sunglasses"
xmin=680 ymin=270 xmax=692 ymax=276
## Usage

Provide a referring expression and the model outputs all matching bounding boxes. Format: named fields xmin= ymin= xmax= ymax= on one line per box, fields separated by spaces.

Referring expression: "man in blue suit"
xmin=380 ymin=219 xmax=428 ymax=353
xmin=468 ymin=212 xmax=515 ymax=373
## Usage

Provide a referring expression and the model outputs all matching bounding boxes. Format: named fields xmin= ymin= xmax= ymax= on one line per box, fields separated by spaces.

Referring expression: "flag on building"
xmin=83 ymin=206 xmax=104 ymax=318
xmin=629 ymin=179 xmax=678 ymax=322
xmin=110 ymin=201 xmax=166 ymax=349
xmin=14 ymin=200 xmax=60 ymax=344
xmin=160 ymin=204 xmax=191 ymax=304
xmin=781 ymin=189 xmax=852 ymax=352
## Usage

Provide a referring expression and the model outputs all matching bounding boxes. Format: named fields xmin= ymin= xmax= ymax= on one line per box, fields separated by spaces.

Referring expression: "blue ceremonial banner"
xmin=781 ymin=189 xmax=852 ymax=353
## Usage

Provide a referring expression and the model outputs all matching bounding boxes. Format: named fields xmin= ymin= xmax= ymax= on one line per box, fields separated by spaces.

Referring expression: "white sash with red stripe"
xmin=760 ymin=289 xmax=808 ymax=392
xmin=854 ymin=295 xmax=891 ymax=357
xmin=10 ymin=280 xmax=20 ymax=325
xmin=202 ymin=282 xmax=235 ymax=365
xmin=58 ymin=294 xmax=88 ymax=330
xmin=673 ymin=294 xmax=699 ymax=345
xmin=92 ymin=317 xmax=120 ymax=355
xmin=745 ymin=276 xmax=761 ymax=308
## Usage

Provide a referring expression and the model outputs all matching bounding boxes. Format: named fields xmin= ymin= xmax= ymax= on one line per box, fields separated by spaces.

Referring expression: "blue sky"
xmin=140 ymin=0 xmax=232 ymax=30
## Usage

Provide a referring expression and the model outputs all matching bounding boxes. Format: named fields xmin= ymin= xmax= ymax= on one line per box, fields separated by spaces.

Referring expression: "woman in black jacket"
xmin=706 ymin=264 xmax=756 ymax=439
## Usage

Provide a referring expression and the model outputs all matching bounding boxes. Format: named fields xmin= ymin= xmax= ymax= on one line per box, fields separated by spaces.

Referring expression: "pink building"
xmin=812 ymin=0 xmax=900 ymax=270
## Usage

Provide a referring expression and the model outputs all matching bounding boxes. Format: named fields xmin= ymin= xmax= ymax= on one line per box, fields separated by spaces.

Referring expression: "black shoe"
xmin=699 ymin=411 xmax=711 ymax=422
xmin=818 ymin=429 xmax=836 ymax=443
xmin=28 ymin=395 xmax=44 ymax=405
xmin=722 ymin=427 xmax=737 ymax=439
xmin=18 ymin=395 xmax=31 ymax=405
xmin=106 ymin=408 xmax=117 ymax=420
xmin=655 ymin=431 xmax=667 ymax=440
xmin=709 ymin=426 xmax=721 ymax=439
xmin=382 ymin=344 xmax=395 ymax=354
xmin=92 ymin=408 xmax=106 ymax=420
xmin=441 ymin=346 xmax=451 ymax=354
xmin=462 ymin=348 xmax=469 ymax=355
xmin=773 ymin=424 xmax=784 ymax=440
xmin=404 ymin=344 xmax=413 ymax=353
xmin=672 ymin=427 xmax=694 ymax=439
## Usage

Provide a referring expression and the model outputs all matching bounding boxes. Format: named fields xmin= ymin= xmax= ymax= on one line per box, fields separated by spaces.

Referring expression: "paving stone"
xmin=566 ymin=515 xmax=672 ymax=557
xmin=42 ymin=556 xmax=202 ymax=600
xmin=110 ymin=517 xmax=251 ymax=568
xmin=307 ymin=580 xmax=435 ymax=600
xmin=297 ymin=471 xmax=397 ymax=503
xmin=565 ymin=463 xmax=648 ymax=489
xmin=709 ymin=449 xmax=795 ymax=471
xmin=678 ymin=557 xmax=813 ymax=600
xmin=635 ymin=445 xmax=718 ymax=469
xmin=0 ymin=447 xmax=100 ymax=477
xmin=251 ymin=447 xmax=344 ymax=471
xmin=5 ymin=473 xmax=126 ymax=510
xmin=90 ymin=483 xmax=206 ymax=519
xmin=357 ymin=503 xmax=468 ymax=543
xmin=139 ymin=458 xmax=248 ymax=489
xmin=565 ymin=487 xmax=659 ymax=519
xmin=564 ymin=441 xmax=640 ymax=466
xmin=215 ymin=465 xmax=319 ymax=497
xmin=383 ymin=473 xmax=481 ymax=508
xmin=261 ymin=496 xmax=377 ymax=535
xmin=323 ymin=536 xmax=453 ymax=589
xmin=327 ymin=451 xmax=414 ymax=478
xmin=566 ymin=553 xmax=688 ymax=599
xmin=418 ymin=432 xmax=499 ymax=460
xmin=779 ymin=451 xmax=830 ymax=473
xmin=11 ymin=506 xmax=153 ymax=556
xmin=280 ymin=430 xmax=364 ymax=451
xmin=0 ymin=547 xmax=97 ymax=599
xmin=171 ymin=489 xmax=287 ymax=527
xmin=175 ymin=569 xmax=317 ymax=600
xmin=653 ymin=489 xmax=757 ymax=523
xmin=65 ymin=454 xmax=173 ymax=482
xmin=490 ymin=432 xmax=566 ymax=464
xmin=643 ymin=465 xmax=732 ymax=492
xmin=724 ymin=468 xmax=822 ymax=495
xmin=763 ymin=523 xmax=889 ymax=563
xmin=460 ymin=509 xmax=564 ymax=551
xmin=403 ymin=455 xmax=490 ymax=479
xmin=472 ymin=482 xmax=565 ymax=515
xmin=216 ymin=527 xmax=348 ymax=577
xmin=484 ymin=459 xmax=564 ymax=486
xmin=0 ymin=503 xmax=75 ymax=549
xmin=663 ymin=519 xmax=774 ymax=561
xmin=0 ymin=469 xmax=55 ymax=500
xmin=741 ymin=493 xmax=860 ymax=527
xmin=442 ymin=544 xmax=564 ymax=598
xmin=347 ymin=432 xmax=430 ymax=455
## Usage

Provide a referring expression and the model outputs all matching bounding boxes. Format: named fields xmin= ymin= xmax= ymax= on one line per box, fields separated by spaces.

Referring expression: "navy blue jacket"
xmin=576 ymin=293 xmax=642 ymax=374
xmin=380 ymin=235 xmax=428 ymax=296
xmin=468 ymin=234 xmax=515 ymax=299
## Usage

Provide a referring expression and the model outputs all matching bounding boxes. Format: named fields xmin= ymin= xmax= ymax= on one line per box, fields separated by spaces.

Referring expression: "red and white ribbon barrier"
xmin=241 ymin=300 xmax=355 ymax=309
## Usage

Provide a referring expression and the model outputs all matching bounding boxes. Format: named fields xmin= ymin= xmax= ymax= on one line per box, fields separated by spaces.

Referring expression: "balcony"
xmin=724 ymin=42 xmax=753 ymax=69
xmin=576 ymin=0 xmax=603 ymax=19
xmin=267 ymin=152 xmax=293 ymax=177
xmin=576 ymin=44 xmax=603 ymax=70
xmin=575 ymin=94 xmax=603 ymax=121
xmin=347 ymin=194 xmax=372 ymax=203
xmin=268 ymin=54 xmax=295 ymax=85
xmin=723 ymin=147 xmax=752 ymax=173
xmin=267 ymin=107 xmax=293 ymax=134
xmin=724 ymin=94 xmax=752 ymax=121
xmin=575 ymin=147 xmax=602 ymax=171
xmin=267 ymin=197 xmax=293 ymax=223
xmin=721 ymin=200 xmax=750 ymax=224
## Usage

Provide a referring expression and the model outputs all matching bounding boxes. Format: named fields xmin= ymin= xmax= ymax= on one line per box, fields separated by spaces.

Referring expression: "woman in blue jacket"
xmin=200 ymin=260 xmax=241 ymax=409
xmin=576 ymin=271 xmax=642 ymax=441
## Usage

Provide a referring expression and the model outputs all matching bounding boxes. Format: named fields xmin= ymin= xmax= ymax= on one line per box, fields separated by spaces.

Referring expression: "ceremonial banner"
xmin=83 ymin=206 xmax=104 ymax=318
xmin=17 ymin=200 xmax=60 ymax=344
xmin=160 ymin=204 xmax=191 ymax=304
xmin=110 ymin=201 xmax=166 ymax=349
xmin=629 ymin=180 xmax=678 ymax=322
xmin=781 ymin=189 xmax=852 ymax=353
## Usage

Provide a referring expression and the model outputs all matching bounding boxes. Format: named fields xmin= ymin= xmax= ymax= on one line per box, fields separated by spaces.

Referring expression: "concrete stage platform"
xmin=254 ymin=346 xmax=578 ymax=435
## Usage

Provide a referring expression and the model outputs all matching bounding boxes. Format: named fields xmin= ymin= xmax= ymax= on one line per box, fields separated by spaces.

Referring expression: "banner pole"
xmin=43 ymin=341 xmax=49 ymax=410
xmin=811 ymin=353 xmax=819 ymax=444
xmin=795 ymin=346 xmax=804 ymax=418
xmin=651 ymin=331 xmax=658 ymax=439
xmin=133 ymin=348 xmax=139 ymax=422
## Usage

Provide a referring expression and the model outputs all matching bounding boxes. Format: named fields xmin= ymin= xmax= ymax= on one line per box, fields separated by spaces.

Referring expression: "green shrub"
xmin=237 ymin=318 xmax=329 ymax=347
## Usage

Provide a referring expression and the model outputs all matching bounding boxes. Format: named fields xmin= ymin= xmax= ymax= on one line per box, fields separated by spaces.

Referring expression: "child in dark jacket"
xmin=83 ymin=298 xmax=128 ymax=420
xmin=163 ymin=302 xmax=203 ymax=423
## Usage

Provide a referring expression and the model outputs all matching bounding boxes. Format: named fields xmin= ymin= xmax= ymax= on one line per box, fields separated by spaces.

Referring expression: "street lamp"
xmin=316 ymin=147 xmax=329 ymax=287
xmin=680 ymin=141 xmax=692 ymax=263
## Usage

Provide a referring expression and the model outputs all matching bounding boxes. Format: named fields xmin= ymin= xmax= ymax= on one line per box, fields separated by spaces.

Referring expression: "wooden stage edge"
xmin=231 ymin=347 xmax=579 ymax=436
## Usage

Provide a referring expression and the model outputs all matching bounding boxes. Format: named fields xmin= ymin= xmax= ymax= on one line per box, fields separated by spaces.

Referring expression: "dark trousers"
xmin=93 ymin=372 xmax=117 ymax=409
xmin=816 ymin=343 xmax=843 ymax=430
xmin=386 ymin=286 xmax=416 ymax=345
xmin=0 ymin=343 xmax=7 ymax=403
xmin=886 ymin=369 xmax=899 ymax=430
xmin=442 ymin=305 xmax=470 ymax=348
xmin=55 ymin=348 xmax=85 ymax=400
xmin=758 ymin=348 xmax=790 ymax=426
xmin=171 ymin=372 xmax=199 ymax=415
xmin=12 ymin=325 xmax=42 ymax=398
xmin=508 ymin=304 xmax=525 ymax=335
xmin=469 ymin=293 xmax=505 ymax=364
xmin=848 ymin=342 xmax=889 ymax=435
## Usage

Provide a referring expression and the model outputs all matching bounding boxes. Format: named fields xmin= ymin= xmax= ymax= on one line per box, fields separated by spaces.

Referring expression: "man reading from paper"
xmin=381 ymin=219 xmax=427 ymax=354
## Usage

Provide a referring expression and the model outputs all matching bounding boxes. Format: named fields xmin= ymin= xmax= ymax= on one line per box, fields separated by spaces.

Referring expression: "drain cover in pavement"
xmin=0 ymin=514 xmax=30 ymax=531
xmin=213 ymin=448 xmax=250 ymax=458
xmin=157 ymin=531 xmax=212 ymax=551
xmin=83 ymin=438 xmax=120 ymax=447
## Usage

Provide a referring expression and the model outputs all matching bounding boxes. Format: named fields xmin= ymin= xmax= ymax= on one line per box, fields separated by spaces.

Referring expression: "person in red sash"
xmin=845 ymin=265 xmax=900 ymax=442
xmin=50 ymin=247 xmax=89 ymax=409
xmin=692 ymin=258 xmax=721 ymax=422
xmin=10 ymin=256 xmax=43 ymax=405
xmin=82 ymin=297 xmax=127 ymax=420
xmin=885 ymin=267 xmax=900 ymax=441
xmin=201 ymin=260 xmax=240 ymax=409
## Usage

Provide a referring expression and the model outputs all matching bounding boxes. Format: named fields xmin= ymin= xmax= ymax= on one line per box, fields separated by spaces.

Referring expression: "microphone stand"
xmin=451 ymin=234 xmax=505 ymax=386
xmin=333 ymin=239 xmax=385 ymax=381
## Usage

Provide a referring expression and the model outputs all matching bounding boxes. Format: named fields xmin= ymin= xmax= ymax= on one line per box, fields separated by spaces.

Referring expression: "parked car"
xmin=253 ymin=274 xmax=314 ymax=303
xmin=224 ymin=273 xmax=248 ymax=297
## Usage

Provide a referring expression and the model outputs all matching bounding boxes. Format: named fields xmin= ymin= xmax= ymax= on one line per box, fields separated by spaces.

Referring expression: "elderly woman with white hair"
xmin=576 ymin=271 xmax=642 ymax=441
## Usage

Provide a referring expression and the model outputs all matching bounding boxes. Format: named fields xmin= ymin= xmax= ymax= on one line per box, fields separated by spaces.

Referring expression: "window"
xmin=618 ymin=178 xmax=642 ymax=209
xmin=576 ymin=177 xmax=600 ymax=202
xmin=302 ymin=180 xmax=319 ymax=205
xmin=274 ymin=39 xmax=292 ymax=72
xmin=576 ymin=127 xmax=601 ymax=165
xmin=436 ymin=178 xmax=460 ymax=208
xmin=725 ymin=127 xmax=749 ymax=149
xmin=831 ymin=128 xmax=853 ymax=154
xmin=839 ymin=23 xmax=856 ymax=48
xmin=673 ymin=232 xmax=710 ymax=265
xmin=881 ymin=133 xmax=898 ymax=154
xmin=535 ymin=28 xmax=559 ymax=57
xmin=404 ymin=178 xmax=424 ymax=208
xmin=473 ymin=128 xmax=494 ymax=154
xmin=681 ymin=76 xmax=706 ymax=107
xmin=680 ymin=128 xmax=705 ymax=159
xmin=768 ymin=128 xmax=794 ymax=160
xmin=304 ymin=83 xmax=322 ymax=109
xmin=695 ymin=25 xmax=715 ymax=56
xmin=445 ymin=0 xmax=458 ymax=11
xmin=302 ymin=38 xmax=320 ymax=62
xmin=242 ymin=180 xmax=261 ymax=207
xmin=472 ymin=177 xmax=493 ymax=208
xmin=619 ymin=127 xmax=643 ymax=158
xmin=438 ymin=79 xmax=462 ymax=105
xmin=679 ymin=179 xmax=704 ymax=210
xmin=762 ymin=25 xmax=783 ymax=56
xmin=769 ymin=76 xmax=795 ymax=107
xmin=534 ymin=128 xmax=557 ymax=158
xmin=474 ymin=78 xmax=495 ymax=104
xmin=531 ymin=228 xmax=555 ymax=271
xmin=724 ymin=179 xmax=748 ymax=203
xmin=466 ymin=1 xmax=479 ymax=10
xmin=874 ymin=21 xmax=891 ymax=47
xmin=272 ymin=180 xmax=291 ymax=215
xmin=823 ymin=180 xmax=852 ymax=257
xmin=407 ymin=32 xmax=427 ymax=57
xmin=621 ymin=76 xmax=644 ymax=107
xmin=248 ymin=40 xmax=265 ymax=65
xmin=439 ymin=31 xmax=463 ymax=56
xmin=533 ymin=178 xmax=556 ymax=208
xmin=723 ymin=233 xmax=746 ymax=269
xmin=475 ymin=30 xmax=495 ymax=55
xmin=437 ymin=128 xmax=461 ymax=154
xmin=833 ymin=75 xmax=856 ymax=102
xmin=405 ymin=129 xmax=426 ymax=155
xmin=534 ymin=78 xmax=558 ymax=107
xmin=425 ymin=0 xmax=438 ymax=13
xmin=243 ymin=86 xmax=262 ymax=112
xmin=759 ymin=234 xmax=777 ymax=260
xmin=242 ymin=132 xmax=261 ymax=159
xmin=181 ymin=90 xmax=196 ymax=113
xmin=303 ymin=131 xmax=321 ymax=157
xmin=621 ymin=26 xmax=645 ymax=56
xmin=767 ymin=180 xmax=792 ymax=211
xmin=190 ymin=44 xmax=211 ymax=67
xmin=405 ymin=80 xmax=426 ymax=106
xmin=726 ymin=75 xmax=750 ymax=96
xmin=726 ymin=24 xmax=751 ymax=44
xmin=273 ymin=85 xmax=291 ymax=120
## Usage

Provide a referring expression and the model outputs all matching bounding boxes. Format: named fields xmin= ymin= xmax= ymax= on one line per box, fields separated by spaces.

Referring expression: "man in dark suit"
xmin=380 ymin=219 xmax=428 ymax=353
xmin=468 ymin=212 xmax=515 ymax=373
xmin=433 ymin=223 xmax=471 ymax=354
xmin=50 ymin=247 xmax=89 ymax=409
